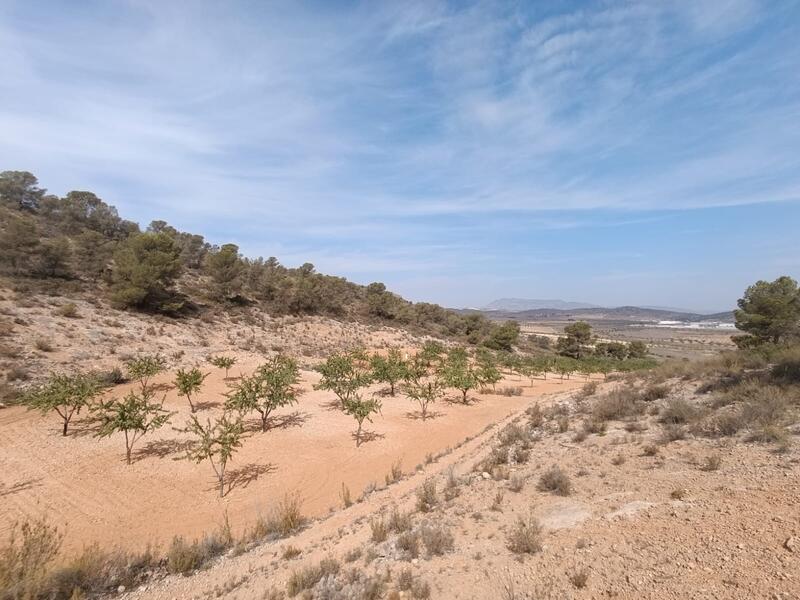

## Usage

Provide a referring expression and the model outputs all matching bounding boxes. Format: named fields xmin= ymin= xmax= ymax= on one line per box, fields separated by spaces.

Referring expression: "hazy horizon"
xmin=2 ymin=0 xmax=798 ymax=310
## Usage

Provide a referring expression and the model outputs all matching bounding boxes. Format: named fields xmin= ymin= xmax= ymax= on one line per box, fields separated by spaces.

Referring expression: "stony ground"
xmin=122 ymin=379 xmax=799 ymax=600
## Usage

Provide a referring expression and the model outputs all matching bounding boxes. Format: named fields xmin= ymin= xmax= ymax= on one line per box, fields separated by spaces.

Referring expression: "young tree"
xmin=343 ymin=394 xmax=382 ymax=447
xmin=402 ymin=356 xmax=444 ymax=420
xmin=208 ymin=355 xmax=237 ymax=380
xmin=175 ymin=367 xmax=207 ymax=413
xmin=554 ymin=358 xmax=575 ymax=381
xmin=484 ymin=320 xmax=520 ymax=352
xmin=626 ymin=341 xmax=649 ymax=359
xmin=521 ymin=359 xmax=543 ymax=386
xmin=370 ymin=349 xmax=408 ymax=396
xmin=183 ymin=413 xmax=244 ymax=497
xmin=315 ymin=351 xmax=372 ymax=409
xmin=109 ymin=232 xmax=183 ymax=312
xmin=439 ymin=347 xmax=481 ymax=403
xmin=418 ymin=341 xmax=445 ymax=368
xmin=95 ymin=390 xmax=172 ymax=464
xmin=734 ymin=276 xmax=800 ymax=346
xmin=127 ymin=354 xmax=166 ymax=394
xmin=21 ymin=372 xmax=103 ymax=436
xmin=226 ymin=355 xmax=301 ymax=431
xmin=475 ymin=349 xmax=502 ymax=390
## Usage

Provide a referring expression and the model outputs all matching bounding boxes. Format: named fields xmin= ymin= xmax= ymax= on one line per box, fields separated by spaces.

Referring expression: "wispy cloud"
xmin=0 ymin=0 xmax=797 ymax=309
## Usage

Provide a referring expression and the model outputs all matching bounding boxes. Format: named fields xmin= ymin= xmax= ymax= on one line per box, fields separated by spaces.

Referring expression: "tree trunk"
xmin=390 ymin=382 xmax=395 ymax=396
xmin=462 ymin=389 xmax=468 ymax=403
xmin=62 ymin=419 xmax=69 ymax=436
xmin=356 ymin=422 xmax=362 ymax=447
xmin=188 ymin=395 xmax=195 ymax=413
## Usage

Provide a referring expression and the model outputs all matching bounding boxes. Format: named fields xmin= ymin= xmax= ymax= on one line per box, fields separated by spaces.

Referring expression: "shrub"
xmin=286 ymin=557 xmax=340 ymax=596
xmin=55 ymin=303 xmax=79 ymax=318
xmin=702 ymin=454 xmax=722 ymax=471
xmin=739 ymin=386 xmax=789 ymax=429
xmin=166 ymin=519 xmax=233 ymax=575
xmin=538 ymin=465 xmax=572 ymax=496
xmin=388 ymin=508 xmax=413 ymax=534
xmin=419 ymin=524 xmax=454 ymax=556
xmin=507 ymin=513 xmax=543 ymax=554
xmin=659 ymin=398 xmax=700 ymax=424
xmin=579 ymin=381 xmax=598 ymax=398
xmin=415 ymin=479 xmax=438 ymax=513
xmin=385 ymin=460 xmax=403 ymax=485
xmin=249 ymin=494 xmax=306 ymax=540
xmin=0 ymin=518 xmax=63 ymax=599
xmin=370 ymin=518 xmax=388 ymax=543
xmin=34 ymin=338 xmax=53 ymax=352
xmin=592 ymin=387 xmax=642 ymax=421
xmin=582 ymin=417 xmax=607 ymax=435
xmin=527 ymin=403 xmax=544 ymax=428
xmin=642 ymin=384 xmax=670 ymax=402
xmin=660 ymin=424 xmax=687 ymax=443
xmin=395 ymin=531 xmax=420 ymax=560
xmin=21 ymin=372 xmax=104 ymax=436
xmin=568 ymin=567 xmax=589 ymax=589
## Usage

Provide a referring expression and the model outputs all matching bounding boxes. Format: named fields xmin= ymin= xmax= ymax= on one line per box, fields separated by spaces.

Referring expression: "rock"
xmin=482 ymin=472 xmax=491 ymax=480
xmin=784 ymin=536 xmax=797 ymax=552
xmin=117 ymin=585 xmax=126 ymax=593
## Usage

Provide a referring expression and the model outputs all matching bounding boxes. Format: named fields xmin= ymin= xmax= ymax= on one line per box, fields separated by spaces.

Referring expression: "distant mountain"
xmin=483 ymin=298 xmax=601 ymax=311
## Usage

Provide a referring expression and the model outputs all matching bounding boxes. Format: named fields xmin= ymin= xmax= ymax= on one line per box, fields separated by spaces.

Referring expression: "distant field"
xmin=522 ymin=319 xmax=736 ymax=361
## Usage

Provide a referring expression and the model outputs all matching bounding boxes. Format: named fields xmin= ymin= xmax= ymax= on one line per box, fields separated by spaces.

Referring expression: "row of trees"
xmin=554 ymin=320 xmax=648 ymax=360
xmin=0 ymin=171 xmax=520 ymax=348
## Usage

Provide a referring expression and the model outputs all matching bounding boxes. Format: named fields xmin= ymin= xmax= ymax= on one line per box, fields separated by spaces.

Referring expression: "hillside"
xmin=480 ymin=306 xmax=735 ymax=323
xmin=482 ymin=298 xmax=601 ymax=312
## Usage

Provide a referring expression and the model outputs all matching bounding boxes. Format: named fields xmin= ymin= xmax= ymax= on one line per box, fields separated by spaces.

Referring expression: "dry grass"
xmin=592 ymin=387 xmax=643 ymax=422
xmin=286 ymin=557 xmax=340 ymax=597
xmin=419 ymin=523 xmax=454 ymax=556
xmin=415 ymin=479 xmax=438 ymax=513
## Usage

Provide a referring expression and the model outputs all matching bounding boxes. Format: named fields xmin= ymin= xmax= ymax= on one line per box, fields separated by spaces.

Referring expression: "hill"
xmin=479 ymin=305 xmax=735 ymax=323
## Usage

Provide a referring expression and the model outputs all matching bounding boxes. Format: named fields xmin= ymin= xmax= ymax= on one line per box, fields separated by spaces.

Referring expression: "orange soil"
xmin=0 ymin=360 xmax=583 ymax=552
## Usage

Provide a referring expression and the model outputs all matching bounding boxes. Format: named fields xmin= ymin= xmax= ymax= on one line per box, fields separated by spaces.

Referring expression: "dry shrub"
xmin=415 ymin=479 xmax=438 ymax=513
xmin=385 ymin=460 xmax=403 ymax=485
xmin=286 ymin=557 xmax=340 ymax=597
xmin=248 ymin=495 xmax=306 ymax=541
xmin=527 ymin=403 xmax=544 ymax=428
xmin=659 ymin=398 xmax=701 ymax=424
xmin=642 ymin=384 xmax=670 ymax=402
xmin=592 ymin=388 xmax=642 ymax=422
xmin=568 ymin=567 xmax=589 ymax=589
xmin=370 ymin=518 xmax=388 ymax=543
xmin=701 ymin=454 xmax=722 ymax=471
xmin=660 ymin=424 xmax=687 ymax=443
xmin=0 ymin=518 xmax=62 ymax=600
xmin=770 ymin=346 xmax=800 ymax=383
xmin=388 ymin=508 xmax=413 ymax=534
xmin=579 ymin=381 xmax=598 ymax=398
xmin=395 ymin=531 xmax=420 ymax=560
xmin=642 ymin=443 xmax=659 ymax=456
xmin=166 ymin=518 xmax=232 ymax=575
xmin=739 ymin=386 xmax=790 ymax=429
xmin=507 ymin=513 xmax=543 ymax=555
xmin=55 ymin=303 xmax=79 ymax=318
xmin=34 ymin=339 xmax=53 ymax=352
xmin=581 ymin=417 xmax=607 ymax=435
xmin=498 ymin=423 xmax=530 ymax=447
xmin=538 ymin=465 xmax=572 ymax=496
xmin=419 ymin=524 xmax=454 ymax=556
xmin=508 ymin=475 xmax=525 ymax=492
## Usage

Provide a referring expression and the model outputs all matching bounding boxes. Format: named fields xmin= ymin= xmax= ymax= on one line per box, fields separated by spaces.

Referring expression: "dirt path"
xmin=0 ymin=360 xmax=584 ymax=552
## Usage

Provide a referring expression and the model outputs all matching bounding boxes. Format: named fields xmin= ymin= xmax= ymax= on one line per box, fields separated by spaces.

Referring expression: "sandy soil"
xmin=122 ymin=379 xmax=799 ymax=600
xmin=0 ymin=359 xmax=583 ymax=552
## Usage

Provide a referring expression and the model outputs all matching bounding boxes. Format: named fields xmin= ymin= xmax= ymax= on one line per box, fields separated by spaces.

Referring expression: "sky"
xmin=1 ymin=0 xmax=799 ymax=312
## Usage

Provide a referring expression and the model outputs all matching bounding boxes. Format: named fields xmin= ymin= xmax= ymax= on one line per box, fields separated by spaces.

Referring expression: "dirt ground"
xmin=121 ymin=379 xmax=799 ymax=600
xmin=0 ymin=360 xmax=583 ymax=552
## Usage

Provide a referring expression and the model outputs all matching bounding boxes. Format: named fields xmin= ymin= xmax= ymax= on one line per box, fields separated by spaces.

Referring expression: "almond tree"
xmin=209 ymin=355 xmax=237 ymax=380
xmin=475 ymin=349 xmax=502 ymax=390
xmin=21 ymin=372 xmax=103 ymax=436
xmin=175 ymin=367 xmax=207 ymax=413
xmin=94 ymin=390 xmax=173 ymax=464
xmin=183 ymin=412 xmax=244 ymax=497
xmin=370 ymin=348 xmax=408 ymax=396
xmin=439 ymin=347 xmax=481 ymax=403
xmin=402 ymin=356 xmax=444 ymax=420
xmin=315 ymin=350 xmax=372 ymax=409
xmin=126 ymin=354 xmax=166 ymax=394
xmin=343 ymin=394 xmax=382 ymax=447
xmin=225 ymin=355 xmax=301 ymax=431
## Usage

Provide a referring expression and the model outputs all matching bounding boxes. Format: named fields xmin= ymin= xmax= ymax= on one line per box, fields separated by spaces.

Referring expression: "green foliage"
xmin=474 ymin=348 xmax=502 ymax=388
xmin=204 ymin=243 xmax=245 ymax=302
xmin=734 ymin=276 xmax=800 ymax=346
xmin=484 ymin=320 xmax=520 ymax=352
xmin=109 ymin=232 xmax=183 ymax=312
xmin=557 ymin=321 xmax=593 ymax=358
xmin=370 ymin=348 xmax=408 ymax=396
xmin=208 ymin=355 xmax=237 ymax=379
xmin=225 ymin=355 xmax=301 ymax=431
xmin=402 ymin=355 xmax=445 ymax=419
xmin=626 ymin=340 xmax=649 ymax=359
xmin=0 ymin=171 xmax=45 ymax=211
xmin=175 ymin=367 xmax=207 ymax=413
xmin=314 ymin=351 xmax=372 ymax=408
xmin=342 ymin=394 xmax=382 ymax=447
xmin=182 ymin=413 xmax=244 ymax=497
xmin=126 ymin=354 xmax=166 ymax=394
xmin=0 ymin=213 xmax=40 ymax=276
xmin=21 ymin=372 xmax=104 ymax=436
xmin=94 ymin=390 xmax=172 ymax=464
xmin=438 ymin=347 xmax=482 ymax=402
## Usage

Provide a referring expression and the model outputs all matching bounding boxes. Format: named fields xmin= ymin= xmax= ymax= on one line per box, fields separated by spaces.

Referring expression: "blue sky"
xmin=1 ymin=0 xmax=798 ymax=311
